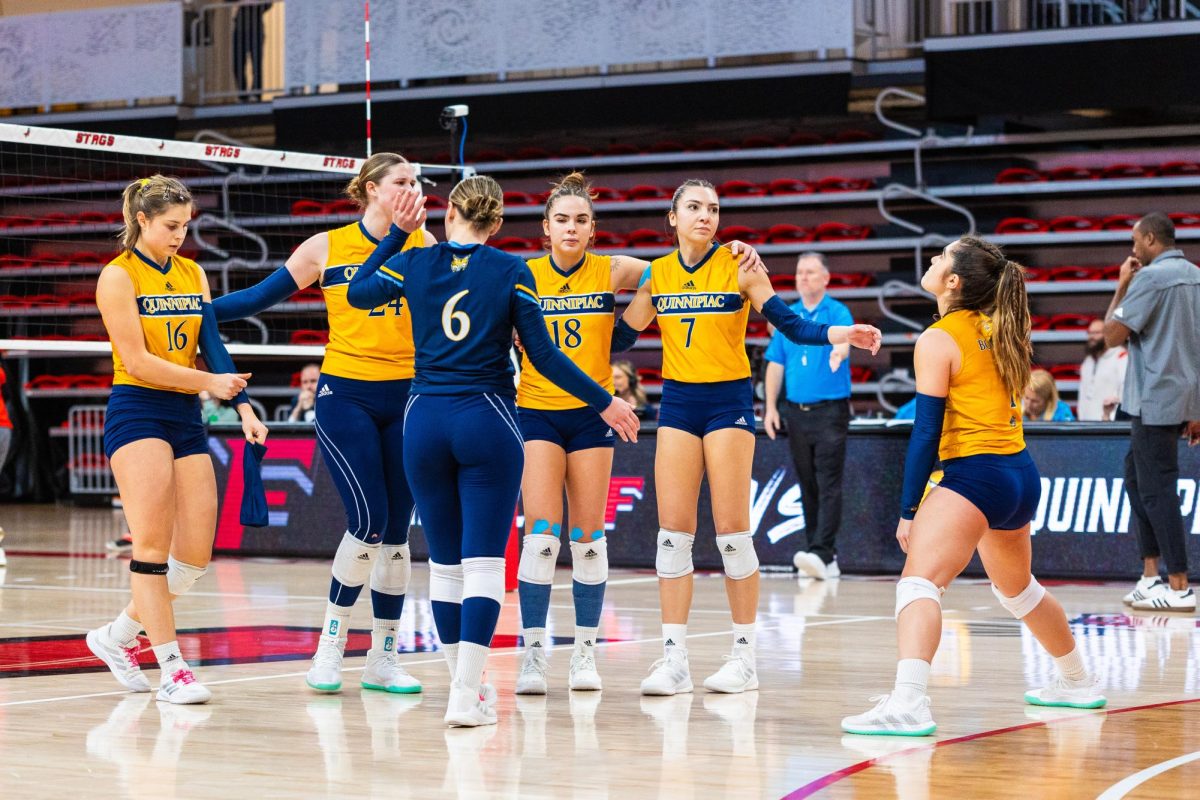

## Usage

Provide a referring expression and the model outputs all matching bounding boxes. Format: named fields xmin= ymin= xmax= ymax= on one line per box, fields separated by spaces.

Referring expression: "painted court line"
xmin=1095 ymin=750 xmax=1200 ymax=799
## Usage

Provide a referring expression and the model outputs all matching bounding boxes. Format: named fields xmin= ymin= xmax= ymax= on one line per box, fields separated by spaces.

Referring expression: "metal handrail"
xmin=875 ymin=279 xmax=933 ymax=334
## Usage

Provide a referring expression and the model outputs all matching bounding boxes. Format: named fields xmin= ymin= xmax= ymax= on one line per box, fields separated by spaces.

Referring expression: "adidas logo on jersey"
xmin=164 ymin=281 xmax=176 ymax=292
xmin=558 ymin=281 xmax=573 ymax=293
xmin=318 ymin=384 xmax=333 ymax=397
xmin=539 ymin=546 xmax=554 ymax=557
xmin=682 ymin=280 xmax=696 ymax=290
xmin=734 ymin=416 xmax=748 ymax=425
xmin=451 ymin=254 xmax=470 ymax=272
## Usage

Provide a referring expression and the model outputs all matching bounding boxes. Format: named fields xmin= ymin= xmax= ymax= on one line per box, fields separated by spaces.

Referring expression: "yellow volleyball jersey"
xmin=517 ymin=252 xmax=616 ymax=410
xmin=109 ymin=248 xmax=204 ymax=393
xmin=320 ymin=223 xmax=425 ymax=381
xmin=931 ymin=310 xmax=1026 ymax=460
xmin=650 ymin=244 xmax=751 ymax=383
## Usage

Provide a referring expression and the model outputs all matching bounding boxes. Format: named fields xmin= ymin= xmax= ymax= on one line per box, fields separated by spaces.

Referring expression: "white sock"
xmin=732 ymin=622 xmax=756 ymax=650
xmin=893 ymin=658 xmax=930 ymax=703
xmin=152 ymin=641 xmax=187 ymax=676
xmin=575 ymin=626 xmax=598 ymax=654
xmin=523 ymin=627 xmax=547 ymax=650
xmin=454 ymin=641 xmax=489 ymax=691
xmin=662 ymin=623 xmax=688 ymax=652
xmin=109 ymin=611 xmax=141 ymax=646
xmin=321 ymin=602 xmax=352 ymax=641
xmin=371 ymin=620 xmax=398 ymax=654
xmin=1055 ymin=647 xmax=1089 ymax=684
xmin=442 ymin=642 xmax=459 ymax=680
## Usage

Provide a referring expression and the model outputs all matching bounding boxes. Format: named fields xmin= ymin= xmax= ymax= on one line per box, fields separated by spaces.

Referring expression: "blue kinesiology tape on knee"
xmin=532 ymin=519 xmax=561 ymax=537
xmin=569 ymin=527 xmax=605 ymax=542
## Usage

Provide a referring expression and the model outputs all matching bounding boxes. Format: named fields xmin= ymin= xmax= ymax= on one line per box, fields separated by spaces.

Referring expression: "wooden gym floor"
xmin=0 ymin=503 xmax=1197 ymax=799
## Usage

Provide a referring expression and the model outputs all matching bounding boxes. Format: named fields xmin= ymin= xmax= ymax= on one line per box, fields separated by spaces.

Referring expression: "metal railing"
xmin=187 ymin=0 xmax=285 ymax=105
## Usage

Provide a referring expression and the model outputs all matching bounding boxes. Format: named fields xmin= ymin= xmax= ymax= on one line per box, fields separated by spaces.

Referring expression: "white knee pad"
xmin=462 ymin=556 xmax=506 ymax=605
xmin=331 ymin=531 xmax=380 ymax=588
xmin=570 ymin=538 xmax=608 ymax=585
xmin=516 ymin=533 xmax=560 ymax=585
xmin=992 ymin=577 xmax=1046 ymax=619
xmin=895 ymin=576 xmax=943 ymax=619
xmin=656 ymin=529 xmax=695 ymax=579
xmin=370 ymin=543 xmax=411 ymax=596
xmin=428 ymin=560 xmax=464 ymax=605
xmin=717 ymin=531 xmax=759 ymax=580
xmin=166 ymin=556 xmax=207 ymax=596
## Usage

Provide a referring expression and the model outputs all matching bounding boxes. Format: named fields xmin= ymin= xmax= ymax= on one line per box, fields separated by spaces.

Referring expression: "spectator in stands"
xmin=1023 ymin=369 xmax=1075 ymax=421
xmin=1078 ymin=318 xmax=1127 ymax=421
xmin=288 ymin=363 xmax=320 ymax=423
xmin=611 ymin=360 xmax=652 ymax=419
xmin=230 ymin=0 xmax=270 ymax=101
xmin=199 ymin=390 xmax=240 ymax=424
xmin=762 ymin=252 xmax=854 ymax=580
xmin=1105 ymin=211 xmax=1200 ymax=612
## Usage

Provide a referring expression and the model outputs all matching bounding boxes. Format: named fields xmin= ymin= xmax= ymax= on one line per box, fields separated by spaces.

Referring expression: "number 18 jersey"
xmin=517 ymin=252 xmax=616 ymax=410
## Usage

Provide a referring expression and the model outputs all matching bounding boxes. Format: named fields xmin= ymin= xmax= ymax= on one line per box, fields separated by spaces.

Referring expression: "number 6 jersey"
xmin=517 ymin=252 xmax=616 ymax=410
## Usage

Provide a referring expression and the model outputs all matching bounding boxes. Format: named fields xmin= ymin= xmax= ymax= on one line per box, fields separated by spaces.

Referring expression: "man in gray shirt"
xmin=1105 ymin=212 xmax=1200 ymax=612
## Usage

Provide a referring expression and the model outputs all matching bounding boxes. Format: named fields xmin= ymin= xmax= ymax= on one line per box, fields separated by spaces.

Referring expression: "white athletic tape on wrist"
xmin=992 ymin=576 xmax=1046 ymax=619
xmin=463 ymin=557 xmax=506 ymax=605
xmin=570 ymin=538 xmax=608 ymax=585
xmin=895 ymin=576 xmax=942 ymax=619
xmin=428 ymin=560 xmax=464 ymax=604
xmin=166 ymin=556 xmax=207 ymax=596
xmin=656 ymin=529 xmax=695 ymax=578
xmin=331 ymin=531 xmax=380 ymax=588
xmin=717 ymin=531 xmax=758 ymax=580
xmin=370 ymin=543 xmax=411 ymax=595
xmin=516 ymin=533 xmax=560 ymax=585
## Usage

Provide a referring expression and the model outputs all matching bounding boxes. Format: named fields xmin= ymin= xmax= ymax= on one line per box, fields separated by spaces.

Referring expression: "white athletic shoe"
xmin=361 ymin=648 xmax=422 ymax=694
xmin=793 ymin=551 xmax=828 ymax=580
xmin=842 ymin=694 xmax=936 ymax=736
xmin=306 ymin=636 xmax=346 ymax=692
xmin=1123 ymin=576 xmax=1166 ymax=606
xmin=1133 ymin=588 xmax=1196 ymax=612
xmin=640 ymin=648 xmax=693 ymax=696
xmin=86 ymin=626 xmax=151 ymax=693
xmin=515 ymin=646 xmax=549 ymax=695
xmin=0 ymin=547 xmax=6 ymax=568
xmin=444 ymin=681 xmax=498 ymax=728
xmin=568 ymin=649 xmax=602 ymax=691
xmin=702 ymin=645 xmax=759 ymax=693
xmin=827 ymin=558 xmax=841 ymax=579
xmin=1024 ymin=675 xmax=1107 ymax=709
xmin=157 ymin=667 xmax=212 ymax=705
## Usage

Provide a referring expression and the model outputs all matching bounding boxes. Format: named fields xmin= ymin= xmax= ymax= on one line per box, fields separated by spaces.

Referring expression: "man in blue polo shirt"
xmin=763 ymin=252 xmax=854 ymax=580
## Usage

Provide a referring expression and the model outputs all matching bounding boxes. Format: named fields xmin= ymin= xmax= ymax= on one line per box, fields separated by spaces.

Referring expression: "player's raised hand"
xmin=601 ymin=396 xmax=639 ymax=443
xmin=392 ymin=186 xmax=427 ymax=233
xmin=838 ymin=324 xmax=882 ymax=355
xmin=728 ymin=240 xmax=766 ymax=273
xmin=208 ymin=372 xmax=250 ymax=400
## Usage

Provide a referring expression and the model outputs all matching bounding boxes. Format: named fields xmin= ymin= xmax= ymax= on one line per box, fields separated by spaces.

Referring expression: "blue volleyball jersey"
xmin=347 ymin=241 xmax=612 ymax=409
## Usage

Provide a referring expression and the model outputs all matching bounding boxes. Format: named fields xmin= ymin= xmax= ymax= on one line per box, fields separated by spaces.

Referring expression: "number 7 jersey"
xmin=649 ymin=244 xmax=751 ymax=383
xmin=321 ymin=221 xmax=426 ymax=381
xmin=517 ymin=252 xmax=616 ymax=410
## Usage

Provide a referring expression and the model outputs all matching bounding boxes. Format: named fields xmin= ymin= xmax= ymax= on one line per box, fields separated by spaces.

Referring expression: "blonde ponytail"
xmin=117 ymin=175 xmax=192 ymax=251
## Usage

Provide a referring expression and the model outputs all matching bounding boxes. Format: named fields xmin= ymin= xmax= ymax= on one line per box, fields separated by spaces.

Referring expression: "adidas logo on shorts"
xmin=606 ymin=429 xmax=613 ymax=437
xmin=539 ymin=547 xmax=554 ymax=557
xmin=682 ymin=280 xmax=696 ymax=290
xmin=318 ymin=384 xmax=333 ymax=398
xmin=734 ymin=416 xmax=748 ymax=425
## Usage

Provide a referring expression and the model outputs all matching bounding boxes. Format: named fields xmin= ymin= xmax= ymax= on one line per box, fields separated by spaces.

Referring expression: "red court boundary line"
xmin=782 ymin=695 xmax=1200 ymax=799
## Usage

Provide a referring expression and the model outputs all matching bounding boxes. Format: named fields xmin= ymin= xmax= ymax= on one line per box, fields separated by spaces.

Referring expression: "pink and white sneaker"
xmin=157 ymin=667 xmax=212 ymax=705
xmin=86 ymin=626 xmax=151 ymax=693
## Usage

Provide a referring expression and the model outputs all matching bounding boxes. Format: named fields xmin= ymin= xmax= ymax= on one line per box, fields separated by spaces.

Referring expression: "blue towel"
xmin=240 ymin=441 xmax=269 ymax=527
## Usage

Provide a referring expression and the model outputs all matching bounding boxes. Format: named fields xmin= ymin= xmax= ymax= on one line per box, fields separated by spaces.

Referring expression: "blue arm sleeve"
xmin=513 ymin=295 xmax=614 ymax=413
xmin=760 ymin=295 xmax=831 ymax=346
xmin=199 ymin=302 xmax=249 ymax=408
xmin=212 ymin=267 xmax=300 ymax=323
xmin=611 ymin=317 xmax=640 ymax=353
xmin=899 ymin=393 xmax=946 ymax=520
xmin=345 ymin=224 xmax=412 ymax=309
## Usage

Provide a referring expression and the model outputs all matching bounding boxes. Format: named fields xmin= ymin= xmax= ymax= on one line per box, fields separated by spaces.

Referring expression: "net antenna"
xmin=364 ymin=1 xmax=373 ymax=158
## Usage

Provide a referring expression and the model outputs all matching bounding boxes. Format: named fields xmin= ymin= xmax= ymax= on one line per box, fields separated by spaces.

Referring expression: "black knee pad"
xmin=129 ymin=559 xmax=169 ymax=575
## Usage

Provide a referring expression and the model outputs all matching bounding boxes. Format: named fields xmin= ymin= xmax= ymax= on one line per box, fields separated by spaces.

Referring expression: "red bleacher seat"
xmin=514 ymin=147 xmax=553 ymax=161
xmin=827 ymin=272 xmax=873 ymax=288
xmin=1046 ymin=166 xmax=1096 ymax=182
xmin=290 ymin=199 xmax=325 ymax=216
xmin=1049 ymin=364 xmax=1082 ymax=381
xmin=717 ymin=180 xmax=765 ymax=197
xmin=503 ymin=191 xmax=538 ymax=206
xmin=0 ymin=255 xmax=33 ymax=270
xmin=1102 ymin=164 xmax=1155 ymax=179
xmin=74 ymin=374 xmax=113 ymax=389
xmin=1159 ymin=161 xmax=1200 ymax=176
xmin=290 ymin=287 xmax=323 ymax=302
xmin=692 ymin=138 xmax=735 ymax=151
xmin=717 ymin=225 xmax=764 ymax=244
xmin=740 ymin=135 xmax=779 ymax=149
xmin=0 ymin=216 xmax=35 ymax=229
xmin=424 ymin=194 xmax=447 ymax=209
xmin=492 ymin=236 xmax=530 ymax=252
xmin=786 ymin=131 xmax=824 ymax=147
xmin=1048 ymin=216 xmax=1099 ymax=232
xmin=812 ymin=222 xmax=870 ymax=241
xmin=590 ymin=186 xmax=624 ymax=203
xmin=830 ymin=129 xmax=878 ymax=144
xmin=39 ymin=212 xmax=72 ymax=227
xmin=76 ymin=210 xmax=110 ymax=224
xmin=1048 ymin=313 xmax=1092 ymax=330
xmin=604 ymin=143 xmax=641 ymax=156
xmin=995 ymin=168 xmax=1043 ymax=184
xmin=1101 ymin=214 xmax=1139 ymax=230
xmin=70 ymin=251 xmax=108 ymax=265
xmin=746 ymin=319 xmax=769 ymax=337
xmin=850 ymin=366 xmax=874 ymax=383
xmin=325 ymin=199 xmax=358 ymax=215
xmin=765 ymin=178 xmax=812 ymax=195
xmin=648 ymin=139 xmax=687 ymax=154
xmin=624 ymin=185 xmax=670 ymax=201
xmin=1168 ymin=212 xmax=1200 ymax=228
xmin=592 ymin=230 xmax=625 ymax=249
xmin=765 ymin=223 xmax=811 ymax=243
xmin=637 ymin=367 xmax=663 ymax=385
xmin=625 ymin=228 xmax=673 ymax=248
xmin=768 ymin=274 xmax=793 ymax=290
xmin=473 ymin=148 xmax=508 ymax=162
xmin=290 ymin=329 xmax=329 ymax=345
xmin=996 ymin=217 xmax=1047 ymax=234
xmin=558 ymin=144 xmax=597 ymax=159
xmin=1023 ymin=267 xmax=1052 ymax=282
xmin=814 ymin=177 xmax=873 ymax=193
xmin=1100 ymin=264 xmax=1121 ymax=280
xmin=1048 ymin=266 xmax=1102 ymax=282
xmin=1030 ymin=315 xmax=1052 ymax=330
